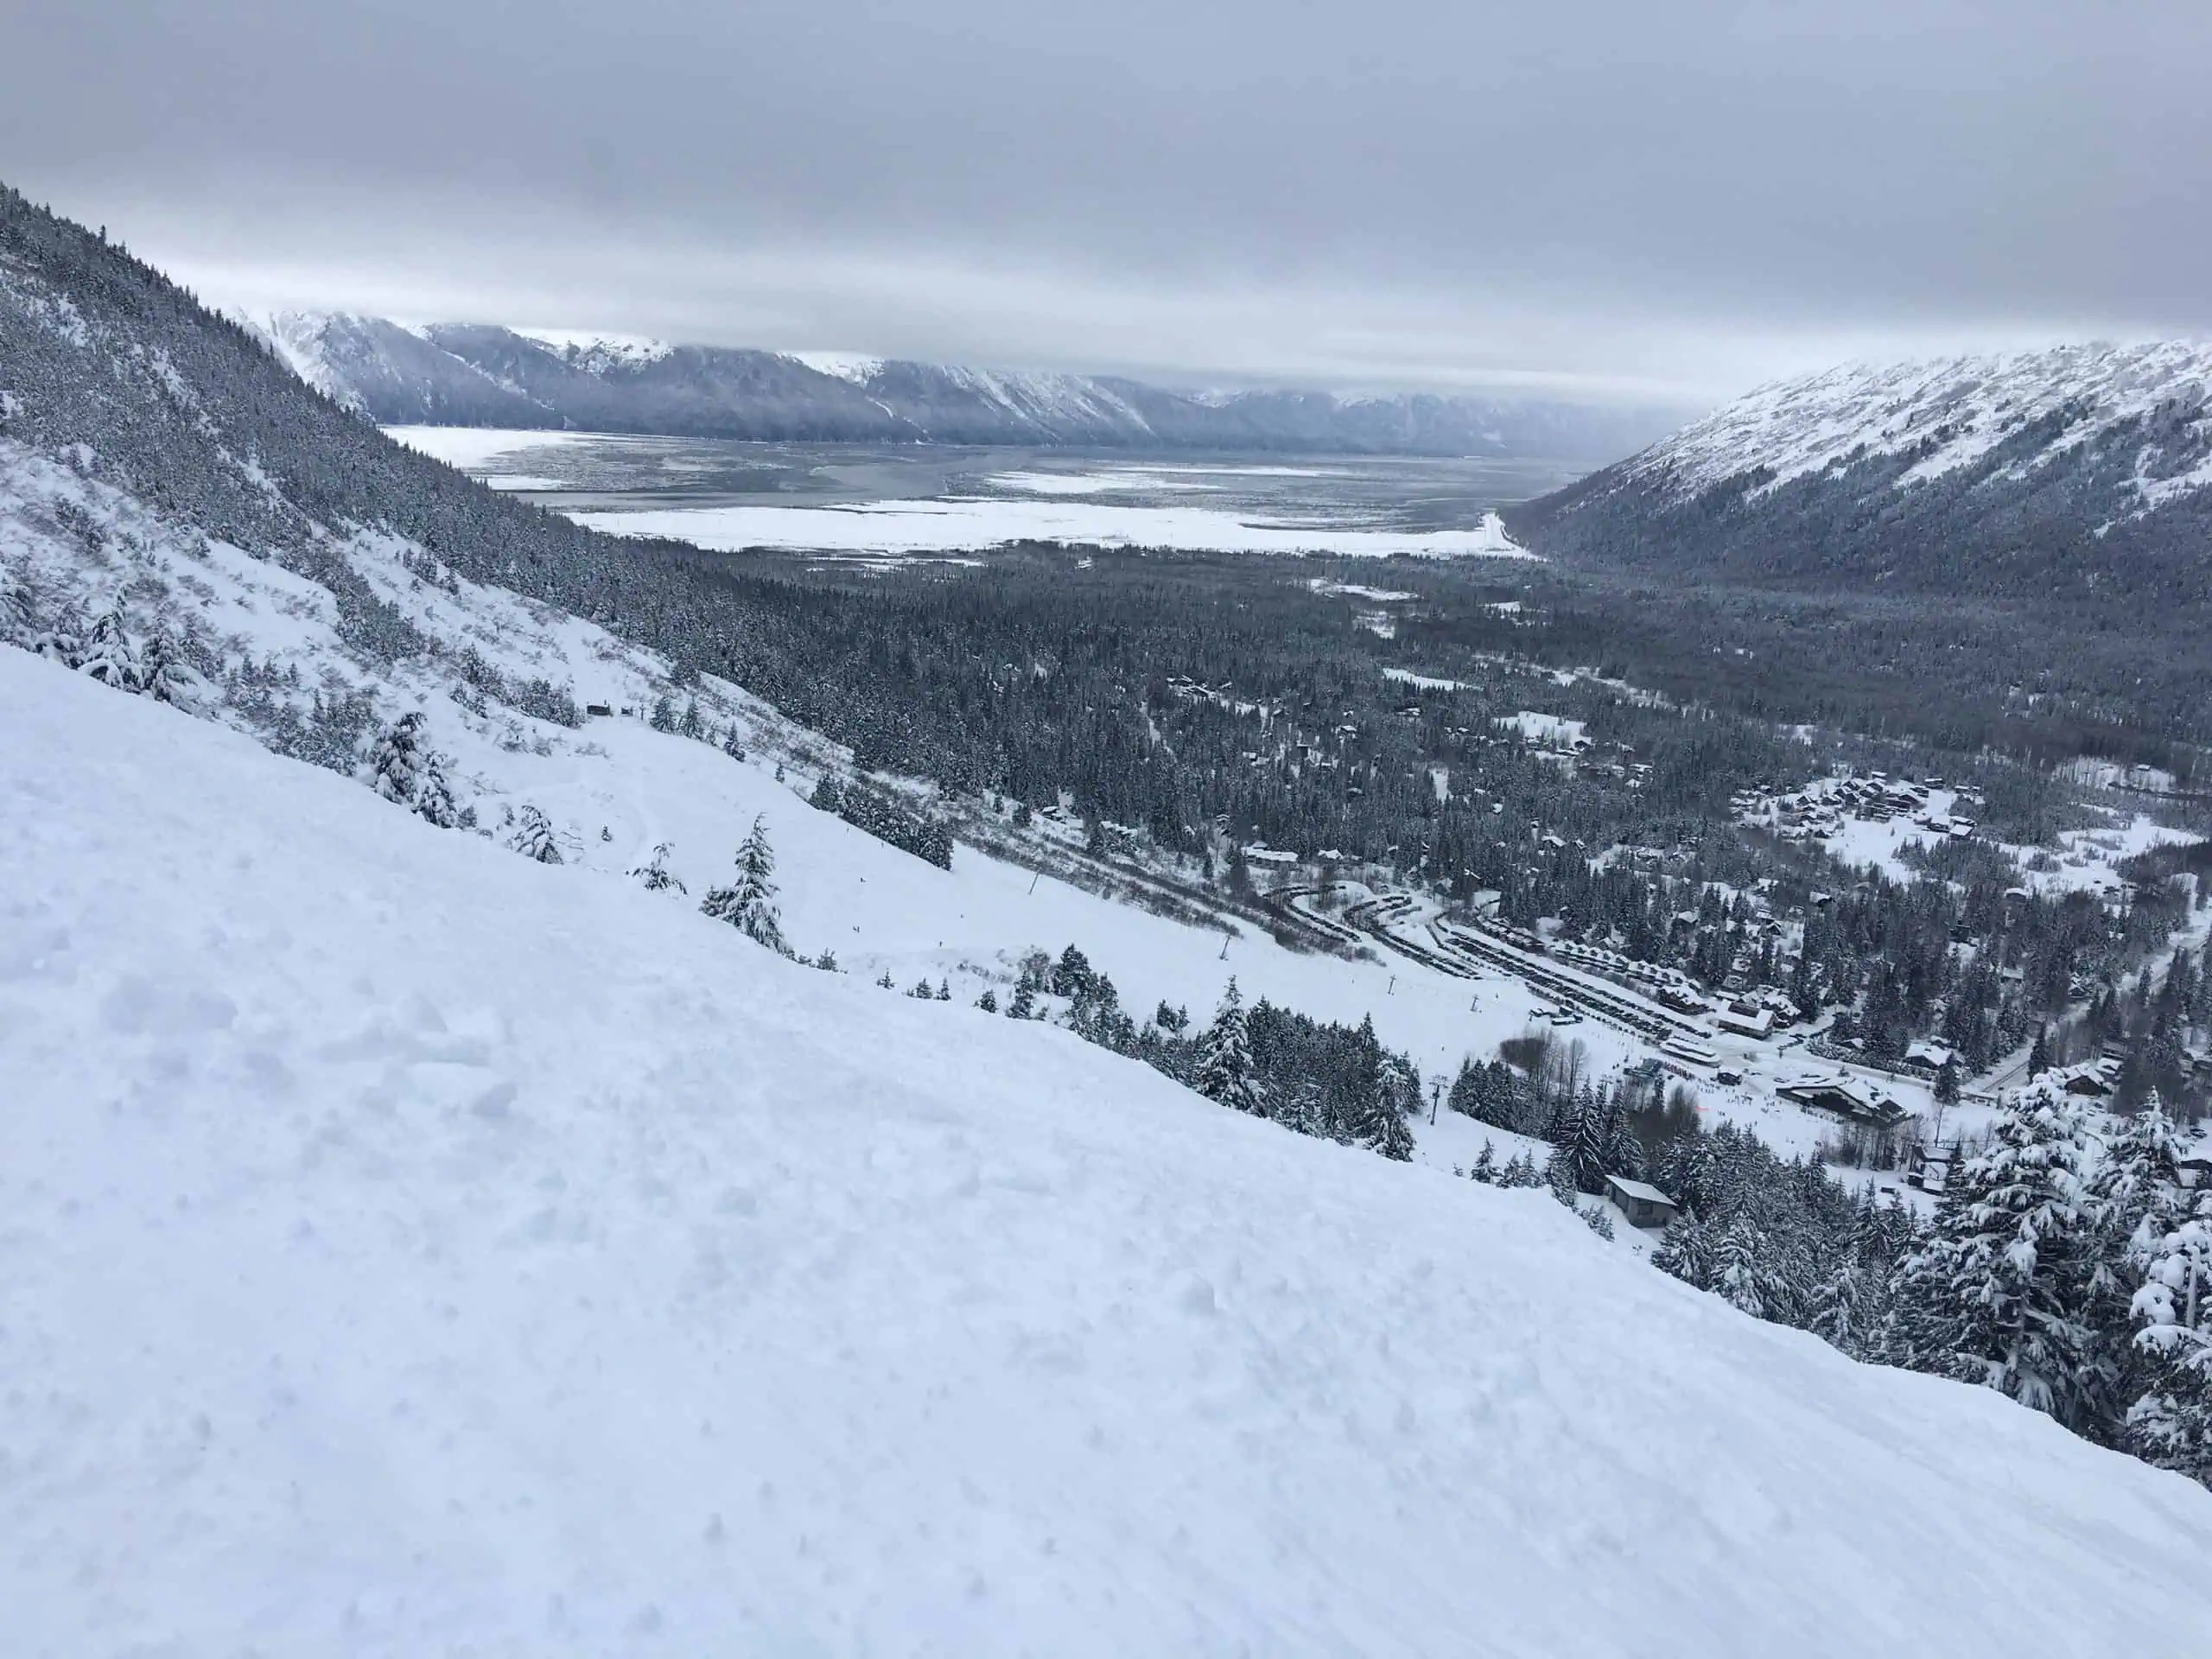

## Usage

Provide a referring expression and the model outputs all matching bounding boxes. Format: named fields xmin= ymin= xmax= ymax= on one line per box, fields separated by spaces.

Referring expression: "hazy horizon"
xmin=6 ymin=3 xmax=2205 ymax=408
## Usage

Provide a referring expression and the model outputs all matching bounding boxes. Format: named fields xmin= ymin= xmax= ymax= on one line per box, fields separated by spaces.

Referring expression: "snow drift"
xmin=4 ymin=646 xmax=2211 ymax=1655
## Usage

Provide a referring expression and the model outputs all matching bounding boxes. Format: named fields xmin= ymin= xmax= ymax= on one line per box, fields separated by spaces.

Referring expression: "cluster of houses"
xmin=1732 ymin=772 xmax=1985 ymax=845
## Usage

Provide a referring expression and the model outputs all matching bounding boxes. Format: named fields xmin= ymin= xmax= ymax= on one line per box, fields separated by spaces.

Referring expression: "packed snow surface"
xmin=7 ymin=650 xmax=2212 ymax=1655
xmin=576 ymin=499 xmax=1533 ymax=560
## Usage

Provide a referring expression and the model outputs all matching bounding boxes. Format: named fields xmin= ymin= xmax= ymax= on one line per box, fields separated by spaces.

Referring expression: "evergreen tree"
xmin=628 ymin=842 xmax=686 ymax=893
xmin=1008 ymin=982 xmax=1036 ymax=1019
xmin=1652 ymin=1209 xmax=1718 ymax=1290
xmin=2099 ymin=1096 xmax=2212 ymax=1479
xmin=1934 ymin=1056 xmax=1961 ymax=1106
xmin=700 ymin=816 xmax=787 ymax=953
xmin=1329 ymin=1014 xmax=1413 ymax=1154
xmin=2028 ymin=1024 xmax=2052 ymax=1077
xmin=2125 ymin=1186 xmax=2212 ymax=1483
xmin=415 ymin=749 xmax=461 ymax=829
xmin=1714 ymin=1218 xmax=1777 ymax=1318
xmin=369 ymin=711 xmax=427 ymax=805
xmin=1560 ymin=1086 xmax=1615 ymax=1193
xmin=31 ymin=602 xmax=85 ymax=668
xmin=1890 ymin=1079 xmax=2111 ymax=1432
xmin=509 ymin=804 xmax=563 ymax=864
xmin=1193 ymin=978 xmax=1263 ymax=1116
xmin=137 ymin=629 xmax=190 ymax=704
xmin=1810 ymin=1261 xmax=1879 ymax=1357
xmin=976 ymin=988 xmax=998 ymax=1013
xmin=79 ymin=607 xmax=141 ymax=690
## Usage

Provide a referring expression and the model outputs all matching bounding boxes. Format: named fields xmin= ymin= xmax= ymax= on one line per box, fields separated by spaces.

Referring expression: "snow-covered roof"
xmin=1604 ymin=1175 xmax=1677 ymax=1208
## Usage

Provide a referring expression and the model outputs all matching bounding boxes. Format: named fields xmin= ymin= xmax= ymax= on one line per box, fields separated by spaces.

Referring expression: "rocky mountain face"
xmin=252 ymin=310 xmax=1678 ymax=460
xmin=1508 ymin=342 xmax=2212 ymax=614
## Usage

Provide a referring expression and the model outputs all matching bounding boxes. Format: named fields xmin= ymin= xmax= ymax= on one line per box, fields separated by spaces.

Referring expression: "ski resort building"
xmin=1604 ymin=1175 xmax=1681 ymax=1230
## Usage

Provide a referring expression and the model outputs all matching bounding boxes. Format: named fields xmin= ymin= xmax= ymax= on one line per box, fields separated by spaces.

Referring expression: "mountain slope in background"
xmin=10 ymin=647 xmax=2212 ymax=1655
xmin=1508 ymin=342 xmax=2212 ymax=613
xmin=251 ymin=309 xmax=1681 ymax=461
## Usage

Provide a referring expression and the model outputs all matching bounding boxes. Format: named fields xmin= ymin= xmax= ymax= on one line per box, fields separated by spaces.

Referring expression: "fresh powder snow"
xmin=6 ymin=647 xmax=2212 ymax=1654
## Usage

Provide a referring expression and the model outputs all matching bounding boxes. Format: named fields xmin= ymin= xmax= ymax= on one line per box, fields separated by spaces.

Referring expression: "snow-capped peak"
xmin=513 ymin=328 xmax=675 ymax=374
xmin=787 ymin=350 xmax=887 ymax=385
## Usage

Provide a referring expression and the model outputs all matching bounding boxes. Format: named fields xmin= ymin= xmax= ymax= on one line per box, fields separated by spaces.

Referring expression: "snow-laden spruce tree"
xmin=628 ymin=842 xmax=686 ymax=893
xmin=700 ymin=816 xmax=787 ymax=954
xmin=414 ymin=750 xmax=460 ymax=829
xmin=2096 ymin=1096 xmax=2212 ymax=1481
xmin=510 ymin=805 xmax=564 ymax=864
xmin=1714 ymin=1218 xmax=1779 ymax=1319
xmin=1340 ymin=1015 xmax=1414 ymax=1161
xmin=1554 ymin=1085 xmax=1616 ymax=1194
xmin=79 ymin=607 xmax=141 ymax=691
xmin=2126 ymin=1192 xmax=2212 ymax=1483
xmin=1651 ymin=1209 xmax=1717 ymax=1290
xmin=1192 ymin=978 xmax=1263 ymax=1116
xmin=369 ymin=711 xmax=427 ymax=805
xmin=137 ymin=629 xmax=190 ymax=704
xmin=1889 ymin=1078 xmax=2112 ymax=1433
xmin=32 ymin=601 xmax=85 ymax=669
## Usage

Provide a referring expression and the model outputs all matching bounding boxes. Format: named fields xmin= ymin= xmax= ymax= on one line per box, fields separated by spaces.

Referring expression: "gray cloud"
xmin=4 ymin=0 xmax=2204 ymax=404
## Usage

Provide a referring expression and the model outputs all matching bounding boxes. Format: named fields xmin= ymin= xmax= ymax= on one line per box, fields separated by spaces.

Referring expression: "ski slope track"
xmin=6 ymin=649 xmax=2212 ymax=1654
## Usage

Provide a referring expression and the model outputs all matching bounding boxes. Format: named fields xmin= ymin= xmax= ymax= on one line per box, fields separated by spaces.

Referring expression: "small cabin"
xmin=585 ymin=702 xmax=613 ymax=718
xmin=1605 ymin=1175 xmax=1681 ymax=1230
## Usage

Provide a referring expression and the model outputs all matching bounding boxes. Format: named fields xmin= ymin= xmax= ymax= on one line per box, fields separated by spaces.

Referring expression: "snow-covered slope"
xmin=8 ymin=645 xmax=2212 ymax=1655
xmin=1623 ymin=341 xmax=2212 ymax=507
xmin=248 ymin=310 xmax=551 ymax=427
xmin=1510 ymin=340 xmax=2212 ymax=607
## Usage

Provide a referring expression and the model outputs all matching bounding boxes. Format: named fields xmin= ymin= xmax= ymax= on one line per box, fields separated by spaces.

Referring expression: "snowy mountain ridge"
xmin=1508 ymin=339 xmax=2212 ymax=609
xmin=249 ymin=308 xmax=1681 ymax=459
xmin=1622 ymin=340 xmax=2212 ymax=513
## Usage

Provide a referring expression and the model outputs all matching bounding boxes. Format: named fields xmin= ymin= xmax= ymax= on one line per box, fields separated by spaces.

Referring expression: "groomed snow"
xmin=575 ymin=499 xmax=1534 ymax=560
xmin=7 ymin=649 xmax=2212 ymax=1655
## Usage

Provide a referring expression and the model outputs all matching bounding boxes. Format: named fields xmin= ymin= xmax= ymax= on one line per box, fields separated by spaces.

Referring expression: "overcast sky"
xmin=3 ymin=1 xmax=2204 ymax=407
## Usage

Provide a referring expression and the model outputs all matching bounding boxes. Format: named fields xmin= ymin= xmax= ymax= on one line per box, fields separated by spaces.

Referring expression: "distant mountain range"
xmin=250 ymin=311 xmax=1681 ymax=461
xmin=1509 ymin=341 xmax=2212 ymax=614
